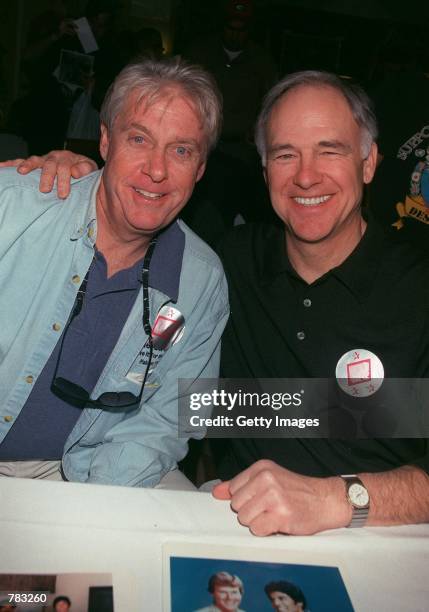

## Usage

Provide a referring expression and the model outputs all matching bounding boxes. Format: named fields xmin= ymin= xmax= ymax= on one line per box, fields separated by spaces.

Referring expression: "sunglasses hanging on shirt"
xmin=51 ymin=236 xmax=158 ymax=408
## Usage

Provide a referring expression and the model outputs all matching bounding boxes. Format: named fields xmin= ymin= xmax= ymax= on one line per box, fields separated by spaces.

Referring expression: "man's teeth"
xmin=134 ymin=188 xmax=163 ymax=199
xmin=294 ymin=195 xmax=331 ymax=206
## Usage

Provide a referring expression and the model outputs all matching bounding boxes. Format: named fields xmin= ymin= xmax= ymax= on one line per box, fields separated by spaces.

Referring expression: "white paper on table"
xmin=74 ymin=17 xmax=98 ymax=54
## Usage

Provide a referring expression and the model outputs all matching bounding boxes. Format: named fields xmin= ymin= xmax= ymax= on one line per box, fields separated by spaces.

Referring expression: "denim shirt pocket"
xmin=90 ymin=299 xmax=186 ymax=402
xmin=91 ymin=337 xmax=161 ymax=402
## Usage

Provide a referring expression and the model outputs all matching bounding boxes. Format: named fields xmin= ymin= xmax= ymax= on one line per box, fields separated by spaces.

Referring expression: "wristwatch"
xmin=341 ymin=475 xmax=370 ymax=527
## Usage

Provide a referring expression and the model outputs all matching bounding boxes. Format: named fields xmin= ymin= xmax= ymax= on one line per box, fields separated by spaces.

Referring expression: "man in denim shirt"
xmin=0 ymin=58 xmax=228 ymax=487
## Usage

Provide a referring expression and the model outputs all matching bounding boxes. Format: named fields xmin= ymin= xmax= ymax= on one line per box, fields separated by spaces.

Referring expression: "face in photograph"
xmin=268 ymin=590 xmax=304 ymax=612
xmin=54 ymin=600 xmax=71 ymax=612
xmin=213 ymin=584 xmax=243 ymax=611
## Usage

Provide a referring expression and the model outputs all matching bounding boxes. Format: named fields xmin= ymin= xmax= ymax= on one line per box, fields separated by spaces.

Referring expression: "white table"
xmin=1 ymin=478 xmax=428 ymax=611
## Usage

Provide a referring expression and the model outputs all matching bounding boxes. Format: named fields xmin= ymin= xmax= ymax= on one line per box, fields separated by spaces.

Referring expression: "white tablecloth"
xmin=1 ymin=477 xmax=428 ymax=611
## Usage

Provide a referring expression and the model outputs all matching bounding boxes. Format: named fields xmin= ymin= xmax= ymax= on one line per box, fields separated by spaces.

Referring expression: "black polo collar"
xmin=260 ymin=218 xmax=385 ymax=302
xmin=330 ymin=220 xmax=384 ymax=301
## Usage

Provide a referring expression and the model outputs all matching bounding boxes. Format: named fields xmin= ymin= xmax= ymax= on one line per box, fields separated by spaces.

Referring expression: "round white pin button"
xmin=335 ymin=349 xmax=384 ymax=397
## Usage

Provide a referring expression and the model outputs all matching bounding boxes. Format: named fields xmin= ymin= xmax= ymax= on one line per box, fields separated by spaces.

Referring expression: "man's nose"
xmin=293 ymin=156 xmax=322 ymax=189
xmin=143 ymin=148 xmax=167 ymax=182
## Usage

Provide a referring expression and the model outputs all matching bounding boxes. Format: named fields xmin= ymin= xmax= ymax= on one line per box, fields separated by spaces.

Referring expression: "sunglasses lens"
xmin=52 ymin=377 xmax=90 ymax=402
xmin=97 ymin=391 xmax=139 ymax=407
xmin=52 ymin=378 xmax=139 ymax=408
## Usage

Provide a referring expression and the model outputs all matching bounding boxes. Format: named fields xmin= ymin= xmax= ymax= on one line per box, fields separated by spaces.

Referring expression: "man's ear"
xmin=99 ymin=124 xmax=109 ymax=162
xmin=363 ymin=142 xmax=378 ymax=185
xmin=196 ymin=160 xmax=206 ymax=183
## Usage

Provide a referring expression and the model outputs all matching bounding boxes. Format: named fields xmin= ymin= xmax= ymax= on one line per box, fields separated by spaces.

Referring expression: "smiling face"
xmin=98 ymin=87 xmax=206 ymax=244
xmin=264 ymin=84 xmax=377 ymax=255
xmin=213 ymin=585 xmax=243 ymax=611
xmin=269 ymin=591 xmax=304 ymax=612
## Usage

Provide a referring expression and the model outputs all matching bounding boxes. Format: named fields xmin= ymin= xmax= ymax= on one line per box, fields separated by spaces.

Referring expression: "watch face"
xmin=349 ymin=483 xmax=369 ymax=508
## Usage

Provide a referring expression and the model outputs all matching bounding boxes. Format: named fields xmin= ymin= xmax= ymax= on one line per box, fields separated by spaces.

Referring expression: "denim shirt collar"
xmin=69 ymin=170 xmax=185 ymax=301
xmin=69 ymin=171 xmax=100 ymax=244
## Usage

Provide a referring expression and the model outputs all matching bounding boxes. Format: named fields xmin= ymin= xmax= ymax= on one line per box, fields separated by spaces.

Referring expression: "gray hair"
xmin=100 ymin=56 xmax=223 ymax=156
xmin=255 ymin=70 xmax=378 ymax=165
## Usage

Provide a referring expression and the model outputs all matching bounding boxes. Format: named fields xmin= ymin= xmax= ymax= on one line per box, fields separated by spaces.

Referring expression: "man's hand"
xmin=0 ymin=151 xmax=98 ymax=199
xmin=212 ymin=460 xmax=351 ymax=536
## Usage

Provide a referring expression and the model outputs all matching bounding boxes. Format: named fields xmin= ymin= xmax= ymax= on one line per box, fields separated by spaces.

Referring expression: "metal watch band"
xmin=341 ymin=474 xmax=370 ymax=528
xmin=347 ymin=507 xmax=369 ymax=528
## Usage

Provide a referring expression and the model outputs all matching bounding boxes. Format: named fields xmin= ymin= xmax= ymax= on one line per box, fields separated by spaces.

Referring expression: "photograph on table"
xmin=163 ymin=544 xmax=354 ymax=612
xmin=0 ymin=572 xmax=114 ymax=612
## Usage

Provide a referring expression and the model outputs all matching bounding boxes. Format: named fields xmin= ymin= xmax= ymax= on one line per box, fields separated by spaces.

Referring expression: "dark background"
xmin=1 ymin=0 xmax=428 ymax=120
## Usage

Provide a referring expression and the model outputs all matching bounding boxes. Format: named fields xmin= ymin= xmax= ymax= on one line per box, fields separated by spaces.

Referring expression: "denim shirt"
xmin=0 ymin=168 xmax=229 ymax=486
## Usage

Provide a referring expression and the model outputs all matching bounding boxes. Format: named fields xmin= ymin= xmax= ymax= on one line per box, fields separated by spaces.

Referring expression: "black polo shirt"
xmin=216 ymin=220 xmax=429 ymax=479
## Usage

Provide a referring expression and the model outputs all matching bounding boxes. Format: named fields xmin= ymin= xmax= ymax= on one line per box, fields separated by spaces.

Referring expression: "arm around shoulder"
xmin=0 ymin=150 xmax=97 ymax=199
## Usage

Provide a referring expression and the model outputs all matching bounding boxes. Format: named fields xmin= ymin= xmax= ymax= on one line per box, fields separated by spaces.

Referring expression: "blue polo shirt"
xmin=0 ymin=222 xmax=185 ymax=460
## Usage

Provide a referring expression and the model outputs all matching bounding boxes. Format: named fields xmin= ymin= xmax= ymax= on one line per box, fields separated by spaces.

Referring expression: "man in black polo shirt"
xmin=212 ymin=71 xmax=429 ymax=535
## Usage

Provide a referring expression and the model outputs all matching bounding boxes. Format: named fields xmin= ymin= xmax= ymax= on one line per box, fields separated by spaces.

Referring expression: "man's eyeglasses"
xmin=51 ymin=238 xmax=157 ymax=408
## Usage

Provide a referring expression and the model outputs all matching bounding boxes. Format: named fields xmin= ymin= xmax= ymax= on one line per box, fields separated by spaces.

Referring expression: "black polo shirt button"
xmin=303 ymin=298 xmax=312 ymax=307
xmin=297 ymin=331 xmax=306 ymax=340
